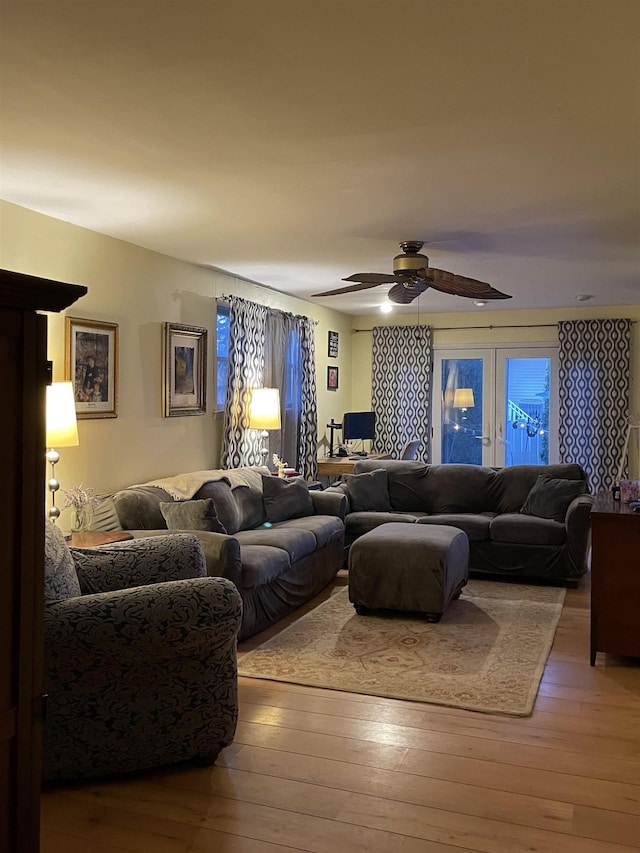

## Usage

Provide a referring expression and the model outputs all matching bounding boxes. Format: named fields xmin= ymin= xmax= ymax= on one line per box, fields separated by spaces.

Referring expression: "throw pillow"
xmin=344 ymin=468 xmax=392 ymax=512
xmin=261 ymin=474 xmax=314 ymax=523
xmin=159 ymin=498 xmax=227 ymax=533
xmin=520 ymin=473 xmax=586 ymax=523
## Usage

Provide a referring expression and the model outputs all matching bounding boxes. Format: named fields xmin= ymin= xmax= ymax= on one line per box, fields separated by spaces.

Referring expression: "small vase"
xmin=71 ymin=505 xmax=93 ymax=533
xmin=278 ymin=468 xmax=286 ymax=479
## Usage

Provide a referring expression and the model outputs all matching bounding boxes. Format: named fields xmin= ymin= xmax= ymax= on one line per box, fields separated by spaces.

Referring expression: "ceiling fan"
xmin=313 ymin=241 xmax=512 ymax=304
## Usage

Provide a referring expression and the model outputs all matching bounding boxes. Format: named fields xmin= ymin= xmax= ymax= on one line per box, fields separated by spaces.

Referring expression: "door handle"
xmin=474 ymin=436 xmax=492 ymax=446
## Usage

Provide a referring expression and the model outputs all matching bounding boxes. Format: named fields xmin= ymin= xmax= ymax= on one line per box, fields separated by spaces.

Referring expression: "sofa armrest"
xmin=564 ymin=494 xmax=594 ymax=575
xmin=129 ymin=529 xmax=242 ymax=589
xmin=44 ymin=577 xmax=242 ymax=674
xmin=321 ymin=483 xmax=351 ymax=514
xmin=310 ymin=489 xmax=348 ymax=520
xmin=70 ymin=533 xmax=207 ymax=594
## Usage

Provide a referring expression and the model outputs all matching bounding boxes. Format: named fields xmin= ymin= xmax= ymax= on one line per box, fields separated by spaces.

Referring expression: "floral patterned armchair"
xmin=43 ymin=520 xmax=242 ymax=782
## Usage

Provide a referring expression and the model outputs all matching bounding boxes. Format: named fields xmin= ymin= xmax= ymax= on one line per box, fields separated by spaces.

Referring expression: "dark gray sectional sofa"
xmin=330 ymin=459 xmax=593 ymax=585
xmin=98 ymin=466 xmax=346 ymax=640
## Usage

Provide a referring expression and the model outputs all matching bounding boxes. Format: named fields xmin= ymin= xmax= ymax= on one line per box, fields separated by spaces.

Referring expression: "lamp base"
xmin=46 ymin=447 xmax=61 ymax=522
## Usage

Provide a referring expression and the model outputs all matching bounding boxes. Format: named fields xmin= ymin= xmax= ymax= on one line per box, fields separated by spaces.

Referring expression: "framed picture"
xmin=65 ymin=317 xmax=119 ymax=419
xmin=163 ymin=322 xmax=207 ymax=416
xmin=328 ymin=330 xmax=339 ymax=358
xmin=327 ymin=365 xmax=339 ymax=390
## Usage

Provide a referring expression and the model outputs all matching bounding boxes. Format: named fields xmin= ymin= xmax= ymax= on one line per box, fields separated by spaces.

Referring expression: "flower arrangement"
xmin=272 ymin=454 xmax=289 ymax=478
xmin=63 ymin=484 xmax=100 ymax=531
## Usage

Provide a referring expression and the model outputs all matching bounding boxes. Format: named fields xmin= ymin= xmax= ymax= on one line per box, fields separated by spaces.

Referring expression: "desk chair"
xmin=400 ymin=439 xmax=421 ymax=460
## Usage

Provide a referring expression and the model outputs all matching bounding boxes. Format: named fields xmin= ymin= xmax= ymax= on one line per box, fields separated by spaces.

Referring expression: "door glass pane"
xmin=504 ymin=358 xmax=550 ymax=466
xmin=441 ymin=358 xmax=483 ymax=464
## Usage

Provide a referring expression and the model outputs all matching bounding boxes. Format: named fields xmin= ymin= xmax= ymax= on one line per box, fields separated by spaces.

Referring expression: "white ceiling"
xmin=1 ymin=0 xmax=639 ymax=315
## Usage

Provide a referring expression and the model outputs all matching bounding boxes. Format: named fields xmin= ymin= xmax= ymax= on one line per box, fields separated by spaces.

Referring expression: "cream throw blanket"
xmin=133 ymin=466 xmax=268 ymax=501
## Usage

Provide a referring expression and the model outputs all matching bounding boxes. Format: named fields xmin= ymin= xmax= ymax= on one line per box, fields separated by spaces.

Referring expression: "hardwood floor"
xmin=40 ymin=571 xmax=640 ymax=853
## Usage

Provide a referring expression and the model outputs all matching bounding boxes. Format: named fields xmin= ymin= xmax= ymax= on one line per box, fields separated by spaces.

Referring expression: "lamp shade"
xmin=46 ymin=381 xmax=79 ymax=447
xmin=248 ymin=387 xmax=281 ymax=430
xmin=453 ymin=388 xmax=475 ymax=409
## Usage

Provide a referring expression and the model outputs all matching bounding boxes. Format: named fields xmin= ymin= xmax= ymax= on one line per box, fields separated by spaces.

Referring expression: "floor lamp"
xmin=46 ymin=381 xmax=79 ymax=521
xmin=248 ymin=387 xmax=281 ymax=465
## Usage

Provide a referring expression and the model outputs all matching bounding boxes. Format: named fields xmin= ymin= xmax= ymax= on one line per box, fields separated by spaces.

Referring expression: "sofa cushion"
xmin=385 ymin=464 xmax=431 ymax=511
xmin=235 ymin=526 xmax=317 ymax=564
xmin=192 ymin=478 xmax=240 ymax=534
xmin=424 ymin=465 xmax=498 ymax=513
xmin=272 ymin=515 xmax=344 ymax=549
xmin=490 ymin=513 xmax=566 ymax=546
xmin=344 ymin=468 xmax=393 ymax=512
xmin=113 ymin=486 xmax=172 ymax=530
xmin=416 ymin=513 xmax=494 ymax=542
xmin=345 ymin=511 xmax=419 ymax=542
xmin=159 ymin=498 xmax=227 ymax=533
xmin=262 ymin=474 xmax=314 ymax=522
xmin=237 ymin=544 xmax=292 ymax=589
xmin=44 ymin=521 xmax=82 ymax=602
xmin=521 ymin=473 xmax=586 ymax=523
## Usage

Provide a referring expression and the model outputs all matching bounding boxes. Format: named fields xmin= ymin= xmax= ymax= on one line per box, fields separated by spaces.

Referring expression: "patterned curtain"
xmin=222 ymin=297 xmax=318 ymax=478
xmin=371 ymin=325 xmax=432 ymax=461
xmin=221 ymin=297 xmax=267 ymax=469
xmin=296 ymin=315 xmax=318 ymax=480
xmin=558 ymin=318 xmax=631 ymax=493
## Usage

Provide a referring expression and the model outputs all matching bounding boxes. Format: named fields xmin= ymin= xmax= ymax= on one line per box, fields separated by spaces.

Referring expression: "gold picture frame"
xmin=65 ymin=316 xmax=119 ymax=419
xmin=163 ymin=322 xmax=207 ymax=416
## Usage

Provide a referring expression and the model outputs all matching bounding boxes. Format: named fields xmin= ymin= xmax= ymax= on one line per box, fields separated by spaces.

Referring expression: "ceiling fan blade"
xmin=312 ymin=280 xmax=388 ymax=297
xmin=342 ymin=273 xmax=399 ymax=284
xmin=426 ymin=268 xmax=512 ymax=300
xmin=388 ymin=281 xmax=428 ymax=304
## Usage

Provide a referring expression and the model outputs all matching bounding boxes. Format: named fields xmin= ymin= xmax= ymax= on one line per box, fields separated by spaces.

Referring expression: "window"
xmin=432 ymin=344 xmax=559 ymax=466
xmin=215 ymin=302 xmax=230 ymax=410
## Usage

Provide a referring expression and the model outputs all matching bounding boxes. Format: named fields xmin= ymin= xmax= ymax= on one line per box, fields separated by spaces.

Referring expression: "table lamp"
xmin=248 ymin=387 xmax=281 ymax=463
xmin=46 ymin=381 xmax=79 ymax=521
xmin=453 ymin=388 xmax=475 ymax=420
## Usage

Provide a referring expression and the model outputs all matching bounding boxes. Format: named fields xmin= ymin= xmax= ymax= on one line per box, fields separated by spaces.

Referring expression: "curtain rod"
xmin=352 ymin=323 xmax=559 ymax=332
xmin=353 ymin=319 xmax=636 ymax=332
xmin=219 ymin=294 xmax=319 ymax=324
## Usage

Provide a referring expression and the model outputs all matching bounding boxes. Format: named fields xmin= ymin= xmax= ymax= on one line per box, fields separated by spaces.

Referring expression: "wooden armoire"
xmin=1 ymin=270 xmax=87 ymax=853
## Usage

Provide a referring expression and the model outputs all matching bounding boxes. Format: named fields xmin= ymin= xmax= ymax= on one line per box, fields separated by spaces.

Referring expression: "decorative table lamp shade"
xmin=453 ymin=388 xmax=475 ymax=410
xmin=248 ymin=388 xmax=281 ymax=462
xmin=46 ymin=381 xmax=79 ymax=520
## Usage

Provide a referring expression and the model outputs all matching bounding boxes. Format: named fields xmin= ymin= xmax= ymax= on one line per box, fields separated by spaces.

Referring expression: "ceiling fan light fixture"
xmin=473 ymin=300 xmax=486 ymax=307
xmin=393 ymin=241 xmax=429 ymax=278
xmin=380 ymin=302 xmax=393 ymax=314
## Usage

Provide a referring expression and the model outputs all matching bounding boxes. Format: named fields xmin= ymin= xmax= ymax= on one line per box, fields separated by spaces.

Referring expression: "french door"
xmin=432 ymin=345 xmax=559 ymax=467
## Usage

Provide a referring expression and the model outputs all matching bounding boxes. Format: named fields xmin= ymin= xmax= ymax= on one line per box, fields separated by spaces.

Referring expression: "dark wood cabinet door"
xmin=1 ymin=272 xmax=86 ymax=853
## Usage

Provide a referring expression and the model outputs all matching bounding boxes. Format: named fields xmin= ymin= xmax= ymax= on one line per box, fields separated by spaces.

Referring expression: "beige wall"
xmin=351 ymin=306 xmax=640 ymax=473
xmin=1 ymin=201 xmax=352 ymax=513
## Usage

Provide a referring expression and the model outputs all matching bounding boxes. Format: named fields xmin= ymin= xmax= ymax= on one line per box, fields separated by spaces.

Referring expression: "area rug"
xmin=238 ymin=580 xmax=566 ymax=717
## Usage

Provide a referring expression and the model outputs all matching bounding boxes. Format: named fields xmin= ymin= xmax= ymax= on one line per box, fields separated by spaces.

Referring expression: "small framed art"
xmin=328 ymin=330 xmax=339 ymax=358
xmin=65 ymin=316 xmax=119 ymax=419
xmin=163 ymin=322 xmax=207 ymax=416
xmin=327 ymin=365 xmax=339 ymax=390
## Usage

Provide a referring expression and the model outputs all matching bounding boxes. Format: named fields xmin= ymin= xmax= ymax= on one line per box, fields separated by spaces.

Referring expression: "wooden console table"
xmin=317 ymin=452 xmax=391 ymax=477
xmin=69 ymin=530 xmax=133 ymax=548
xmin=590 ymin=491 xmax=640 ymax=665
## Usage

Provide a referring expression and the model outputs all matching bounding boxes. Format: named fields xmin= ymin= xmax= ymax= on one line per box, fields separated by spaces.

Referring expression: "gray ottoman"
xmin=348 ymin=522 xmax=469 ymax=622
